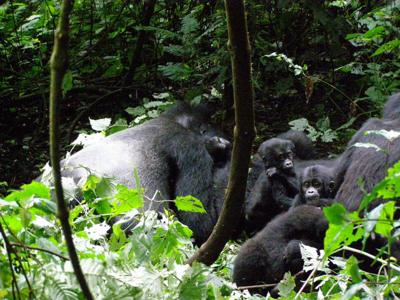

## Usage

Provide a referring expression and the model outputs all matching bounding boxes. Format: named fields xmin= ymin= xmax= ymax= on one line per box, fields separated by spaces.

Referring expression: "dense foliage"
xmin=1 ymin=0 xmax=399 ymax=187
xmin=1 ymin=0 xmax=400 ymax=299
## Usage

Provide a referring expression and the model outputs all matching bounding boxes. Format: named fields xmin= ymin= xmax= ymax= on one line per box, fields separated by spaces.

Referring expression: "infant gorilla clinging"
xmin=245 ymin=138 xmax=299 ymax=234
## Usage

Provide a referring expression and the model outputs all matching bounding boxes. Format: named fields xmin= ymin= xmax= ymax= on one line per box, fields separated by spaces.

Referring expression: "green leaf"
xmin=62 ymin=70 xmax=73 ymax=95
xmin=5 ymin=181 xmax=50 ymax=202
xmin=152 ymin=227 xmax=179 ymax=260
xmin=324 ymin=217 xmax=364 ymax=256
xmin=320 ymin=129 xmax=338 ymax=143
xmin=289 ymin=118 xmax=309 ymax=131
xmin=344 ymin=256 xmax=362 ymax=284
xmin=2 ymin=215 xmax=23 ymax=233
xmin=158 ymin=63 xmax=193 ymax=81
xmin=143 ymin=101 xmax=169 ymax=109
xmin=174 ymin=221 xmax=193 ymax=239
xmin=375 ymin=201 xmax=395 ymax=238
xmin=125 ymin=106 xmax=146 ymax=117
xmin=277 ymin=273 xmax=296 ymax=298
xmin=323 ymin=203 xmax=347 ymax=225
xmin=106 ymin=118 xmax=128 ymax=135
xmin=82 ymin=175 xmax=102 ymax=192
xmin=363 ymin=26 xmax=385 ymax=39
xmin=112 ymin=184 xmax=144 ymax=214
xmin=346 ymin=26 xmax=385 ymax=41
xmin=175 ymin=196 xmax=206 ymax=213
xmin=181 ymin=15 xmax=199 ymax=35
xmin=372 ymin=39 xmax=400 ymax=57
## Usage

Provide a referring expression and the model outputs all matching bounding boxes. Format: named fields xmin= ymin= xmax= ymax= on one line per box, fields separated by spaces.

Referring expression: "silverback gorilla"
xmin=61 ymin=103 xmax=231 ymax=245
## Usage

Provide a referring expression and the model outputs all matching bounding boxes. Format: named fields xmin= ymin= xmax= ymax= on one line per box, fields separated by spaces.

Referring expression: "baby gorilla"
xmin=292 ymin=165 xmax=336 ymax=207
xmin=233 ymin=205 xmax=328 ymax=296
xmin=245 ymin=138 xmax=299 ymax=234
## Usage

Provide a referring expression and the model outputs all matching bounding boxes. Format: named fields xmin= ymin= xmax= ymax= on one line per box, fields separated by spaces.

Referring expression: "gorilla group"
xmin=234 ymin=92 xmax=400 ymax=294
xmin=53 ymin=90 xmax=400 ymax=295
xmin=60 ymin=102 xmax=231 ymax=245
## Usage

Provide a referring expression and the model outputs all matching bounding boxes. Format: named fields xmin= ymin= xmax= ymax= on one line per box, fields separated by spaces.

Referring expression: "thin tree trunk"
xmin=49 ymin=1 xmax=93 ymax=299
xmin=187 ymin=0 xmax=255 ymax=266
xmin=124 ymin=0 xmax=157 ymax=86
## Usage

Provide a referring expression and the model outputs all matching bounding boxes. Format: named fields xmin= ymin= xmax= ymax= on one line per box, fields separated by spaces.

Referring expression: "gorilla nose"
xmin=307 ymin=190 xmax=316 ymax=196
xmin=284 ymin=160 xmax=293 ymax=168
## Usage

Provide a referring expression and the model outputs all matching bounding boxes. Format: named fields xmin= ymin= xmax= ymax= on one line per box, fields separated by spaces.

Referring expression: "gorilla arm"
xmin=160 ymin=128 xmax=224 ymax=245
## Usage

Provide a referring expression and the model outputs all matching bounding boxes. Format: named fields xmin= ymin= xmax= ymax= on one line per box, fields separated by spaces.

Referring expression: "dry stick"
xmin=187 ymin=0 xmax=255 ymax=266
xmin=49 ymin=1 xmax=93 ymax=299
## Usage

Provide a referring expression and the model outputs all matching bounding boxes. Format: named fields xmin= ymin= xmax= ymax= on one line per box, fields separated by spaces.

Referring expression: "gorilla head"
xmin=257 ymin=138 xmax=295 ymax=175
xmin=296 ymin=165 xmax=336 ymax=207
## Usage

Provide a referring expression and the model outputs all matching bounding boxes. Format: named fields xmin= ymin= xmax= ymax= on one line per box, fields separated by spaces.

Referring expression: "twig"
xmin=10 ymin=243 xmax=69 ymax=261
xmin=236 ymin=283 xmax=277 ymax=290
xmin=342 ymin=245 xmax=400 ymax=273
xmin=49 ymin=0 xmax=93 ymax=299
xmin=0 ymin=221 xmax=20 ymax=300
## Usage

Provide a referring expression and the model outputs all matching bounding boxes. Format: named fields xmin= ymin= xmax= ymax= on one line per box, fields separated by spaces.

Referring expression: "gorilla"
xmin=334 ymin=92 xmax=400 ymax=211
xmin=246 ymin=130 xmax=316 ymax=195
xmin=233 ymin=205 xmax=327 ymax=296
xmin=292 ymin=164 xmax=336 ymax=207
xmin=245 ymin=138 xmax=299 ymax=234
xmin=60 ymin=102 xmax=231 ymax=245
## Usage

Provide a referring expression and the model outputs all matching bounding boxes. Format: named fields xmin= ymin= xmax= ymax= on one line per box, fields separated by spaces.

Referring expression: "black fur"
xmin=277 ymin=130 xmax=317 ymax=160
xmin=292 ymin=165 xmax=336 ymax=207
xmin=247 ymin=130 xmax=316 ymax=195
xmin=382 ymin=92 xmax=400 ymax=121
xmin=233 ymin=205 xmax=327 ymax=295
xmin=245 ymin=138 xmax=299 ymax=234
xmin=61 ymin=103 xmax=230 ymax=245
xmin=334 ymin=93 xmax=400 ymax=211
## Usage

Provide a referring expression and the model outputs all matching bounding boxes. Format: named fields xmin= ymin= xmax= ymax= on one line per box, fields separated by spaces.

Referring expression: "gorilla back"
xmin=61 ymin=104 xmax=229 ymax=245
xmin=334 ymin=92 xmax=400 ymax=211
xmin=233 ymin=205 xmax=327 ymax=295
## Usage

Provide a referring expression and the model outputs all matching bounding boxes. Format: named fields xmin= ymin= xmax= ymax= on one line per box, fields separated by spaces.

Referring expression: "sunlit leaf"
xmin=89 ymin=117 xmax=111 ymax=132
xmin=175 ymin=196 xmax=206 ymax=213
xmin=112 ymin=184 xmax=144 ymax=214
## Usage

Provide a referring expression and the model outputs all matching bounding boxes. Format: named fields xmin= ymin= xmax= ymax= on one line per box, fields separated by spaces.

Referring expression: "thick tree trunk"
xmin=49 ymin=1 xmax=93 ymax=299
xmin=187 ymin=0 xmax=255 ymax=266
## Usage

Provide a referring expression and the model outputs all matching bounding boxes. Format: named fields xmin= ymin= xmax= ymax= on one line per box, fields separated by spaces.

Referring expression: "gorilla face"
xmin=300 ymin=165 xmax=335 ymax=206
xmin=258 ymin=138 xmax=295 ymax=175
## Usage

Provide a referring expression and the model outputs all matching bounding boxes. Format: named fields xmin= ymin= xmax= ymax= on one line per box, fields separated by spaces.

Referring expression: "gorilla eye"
xmin=304 ymin=182 xmax=310 ymax=188
xmin=313 ymin=181 xmax=321 ymax=187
